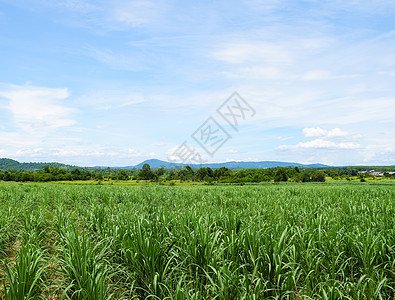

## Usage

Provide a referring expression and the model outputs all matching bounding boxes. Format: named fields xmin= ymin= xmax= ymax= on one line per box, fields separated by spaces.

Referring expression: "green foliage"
xmin=115 ymin=170 xmax=129 ymax=181
xmin=0 ymin=183 xmax=394 ymax=298
xmin=196 ymin=167 xmax=214 ymax=181
xmin=312 ymin=171 xmax=326 ymax=182
xmin=58 ymin=227 xmax=114 ymax=300
xmin=3 ymin=244 xmax=45 ymax=299
xmin=137 ymin=164 xmax=158 ymax=181
xmin=1 ymin=161 xmax=394 ymax=183
xmin=155 ymin=167 xmax=166 ymax=176
xmin=274 ymin=167 xmax=289 ymax=182
xmin=0 ymin=158 xmax=74 ymax=171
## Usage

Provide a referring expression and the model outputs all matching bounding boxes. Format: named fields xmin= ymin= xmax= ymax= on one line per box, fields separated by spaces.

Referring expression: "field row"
xmin=0 ymin=183 xmax=394 ymax=299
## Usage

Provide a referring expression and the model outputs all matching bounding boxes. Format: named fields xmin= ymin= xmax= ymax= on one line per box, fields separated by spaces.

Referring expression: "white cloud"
xmin=361 ymin=145 xmax=395 ymax=164
xmin=303 ymin=127 xmax=327 ymax=137
xmin=127 ymin=148 xmax=156 ymax=159
xmin=15 ymin=148 xmax=44 ymax=156
xmin=302 ymin=127 xmax=349 ymax=138
xmin=0 ymin=83 xmax=75 ymax=132
xmin=278 ymin=138 xmax=360 ymax=150
xmin=165 ymin=145 xmax=209 ymax=164
xmin=2 ymin=145 xmax=159 ymax=166
xmin=279 ymin=127 xmax=361 ymax=152
xmin=0 ymin=83 xmax=78 ymax=161
xmin=327 ymin=128 xmax=348 ymax=138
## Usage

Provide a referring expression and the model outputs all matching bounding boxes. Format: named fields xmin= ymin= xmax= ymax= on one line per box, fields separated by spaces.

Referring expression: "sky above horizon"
xmin=0 ymin=0 xmax=394 ymax=167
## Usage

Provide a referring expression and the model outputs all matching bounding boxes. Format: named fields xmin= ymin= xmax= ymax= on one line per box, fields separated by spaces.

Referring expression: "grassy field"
xmin=0 ymin=182 xmax=394 ymax=299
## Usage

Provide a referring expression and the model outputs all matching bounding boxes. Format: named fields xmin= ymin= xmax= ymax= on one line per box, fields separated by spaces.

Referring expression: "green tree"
xmin=274 ymin=167 xmax=288 ymax=182
xmin=138 ymin=164 xmax=158 ymax=181
xmin=43 ymin=165 xmax=51 ymax=173
xmin=312 ymin=171 xmax=326 ymax=182
xmin=71 ymin=168 xmax=82 ymax=180
xmin=3 ymin=171 xmax=12 ymax=181
xmin=196 ymin=167 xmax=213 ymax=181
xmin=301 ymin=172 xmax=310 ymax=182
xmin=156 ymin=167 xmax=166 ymax=176
xmin=213 ymin=167 xmax=231 ymax=180
xmin=117 ymin=170 xmax=129 ymax=180
xmin=185 ymin=165 xmax=194 ymax=180
xmin=95 ymin=173 xmax=104 ymax=180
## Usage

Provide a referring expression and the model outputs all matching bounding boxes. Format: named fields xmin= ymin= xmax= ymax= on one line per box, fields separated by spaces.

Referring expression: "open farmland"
xmin=0 ymin=183 xmax=394 ymax=299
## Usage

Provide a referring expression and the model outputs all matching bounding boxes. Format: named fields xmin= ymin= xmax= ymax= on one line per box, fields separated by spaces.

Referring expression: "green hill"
xmin=0 ymin=158 xmax=75 ymax=171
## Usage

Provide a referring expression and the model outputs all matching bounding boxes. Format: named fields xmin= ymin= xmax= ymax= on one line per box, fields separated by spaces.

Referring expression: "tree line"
xmin=0 ymin=164 xmax=329 ymax=183
xmin=1 ymin=163 xmax=393 ymax=183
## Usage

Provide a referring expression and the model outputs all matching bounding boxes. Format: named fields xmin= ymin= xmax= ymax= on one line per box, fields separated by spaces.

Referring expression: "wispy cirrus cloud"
xmin=90 ymin=48 xmax=151 ymax=71
xmin=300 ymin=70 xmax=361 ymax=81
xmin=110 ymin=0 xmax=160 ymax=27
xmin=211 ymin=41 xmax=291 ymax=65
xmin=76 ymin=89 xmax=147 ymax=110
xmin=48 ymin=0 xmax=168 ymax=31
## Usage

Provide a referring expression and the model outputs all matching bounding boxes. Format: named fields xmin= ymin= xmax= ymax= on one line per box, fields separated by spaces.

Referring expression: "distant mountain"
xmin=133 ymin=159 xmax=182 ymax=169
xmin=129 ymin=159 xmax=330 ymax=169
xmin=0 ymin=157 xmax=330 ymax=172
xmin=0 ymin=158 xmax=75 ymax=171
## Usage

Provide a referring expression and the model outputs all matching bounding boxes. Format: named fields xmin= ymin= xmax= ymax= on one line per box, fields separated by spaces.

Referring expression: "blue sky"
xmin=0 ymin=0 xmax=394 ymax=166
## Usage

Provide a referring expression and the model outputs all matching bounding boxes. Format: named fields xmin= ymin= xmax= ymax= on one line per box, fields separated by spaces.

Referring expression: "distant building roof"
xmin=370 ymin=172 xmax=384 ymax=176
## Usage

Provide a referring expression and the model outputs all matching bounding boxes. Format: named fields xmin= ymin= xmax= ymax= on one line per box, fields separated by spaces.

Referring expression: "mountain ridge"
xmin=129 ymin=159 xmax=330 ymax=169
